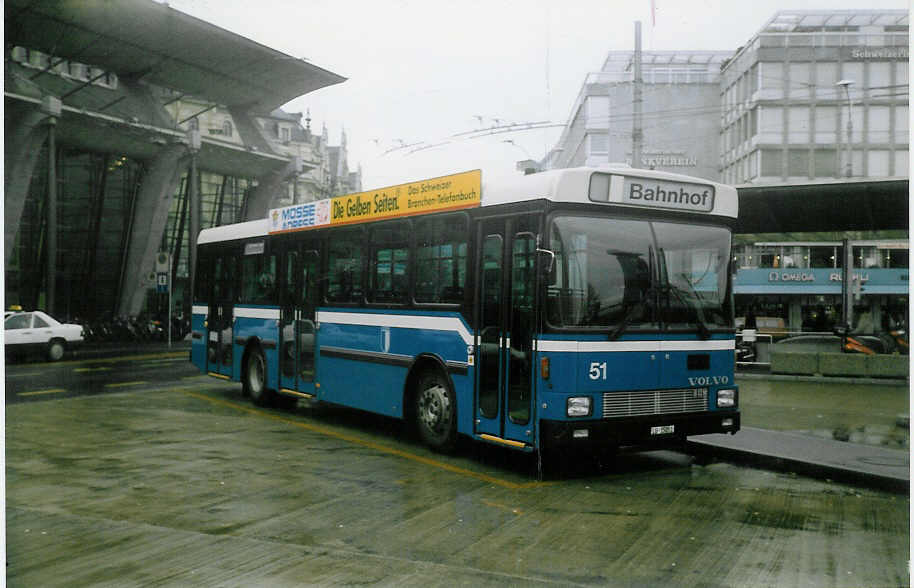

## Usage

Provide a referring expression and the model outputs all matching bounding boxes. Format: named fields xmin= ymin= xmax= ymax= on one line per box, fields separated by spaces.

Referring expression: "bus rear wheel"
xmin=414 ymin=369 xmax=457 ymax=451
xmin=244 ymin=348 xmax=273 ymax=407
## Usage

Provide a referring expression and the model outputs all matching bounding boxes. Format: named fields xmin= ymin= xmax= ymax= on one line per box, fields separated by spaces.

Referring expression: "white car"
xmin=4 ymin=310 xmax=84 ymax=361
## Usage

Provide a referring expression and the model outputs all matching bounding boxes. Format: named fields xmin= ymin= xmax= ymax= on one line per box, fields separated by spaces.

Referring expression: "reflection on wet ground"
xmin=6 ymin=380 xmax=909 ymax=587
xmin=736 ymin=377 xmax=909 ymax=449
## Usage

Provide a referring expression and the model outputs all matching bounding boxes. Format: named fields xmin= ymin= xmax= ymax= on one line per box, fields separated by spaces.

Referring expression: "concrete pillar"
xmin=871 ymin=296 xmax=882 ymax=334
xmin=4 ymin=105 xmax=53 ymax=267
xmin=45 ymin=115 xmax=58 ymax=315
xmin=789 ymin=299 xmax=803 ymax=333
xmin=116 ymin=143 xmax=189 ymax=317
xmin=243 ymin=158 xmax=301 ymax=221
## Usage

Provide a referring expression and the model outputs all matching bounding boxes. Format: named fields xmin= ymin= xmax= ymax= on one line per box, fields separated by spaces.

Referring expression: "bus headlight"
xmin=567 ymin=396 xmax=592 ymax=417
xmin=717 ymin=388 xmax=737 ymax=408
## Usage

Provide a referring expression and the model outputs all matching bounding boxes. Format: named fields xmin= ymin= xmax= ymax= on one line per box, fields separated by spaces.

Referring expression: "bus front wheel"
xmin=244 ymin=347 xmax=272 ymax=407
xmin=414 ymin=369 xmax=457 ymax=451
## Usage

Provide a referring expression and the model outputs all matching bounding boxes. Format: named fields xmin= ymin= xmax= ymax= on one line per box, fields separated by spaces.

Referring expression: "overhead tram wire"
xmin=376 ymin=120 xmax=566 ymax=157
xmin=377 ymin=79 xmax=907 ymax=158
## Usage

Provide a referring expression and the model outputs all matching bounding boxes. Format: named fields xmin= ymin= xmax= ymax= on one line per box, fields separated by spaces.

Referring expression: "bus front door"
xmin=279 ymin=245 xmax=319 ymax=394
xmin=207 ymin=254 xmax=235 ymax=378
xmin=475 ymin=218 xmax=537 ymax=449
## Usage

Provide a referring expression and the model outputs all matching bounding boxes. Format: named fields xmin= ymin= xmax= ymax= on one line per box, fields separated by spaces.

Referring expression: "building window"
xmin=589 ymin=133 xmax=608 ymax=154
xmin=788 ymin=63 xmax=811 ymax=99
xmin=869 ymin=62 xmax=891 ymax=92
xmin=896 ymin=62 xmax=908 ymax=89
xmin=894 ymin=106 xmax=909 ymax=144
xmin=868 ymin=150 xmax=890 ymax=177
xmin=222 ymin=120 xmax=233 ymax=137
xmin=868 ymin=106 xmax=891 ymax=143
xmin=787 ymin=149 xmax=809 ymax=177
xmin=281 ymin=127 xmax=290 ymax=142
xmin=814 ymin=106 xmax=837 ymax=144
xmin=788 ymin=107 xmax=809 ymax=144
xmin=759 ymin=62 xmax=785 ymax=98
xmin=760 ymin=149 xmax=782 ymax=177
xmin=815 ymin=62 xmax=837 ymax=98
xmin=68 ymin=62 xmax=88 ymax=81
xmin=840 ymin=62 xmax=863 ymax=93
xmin=893 ymin=150 xmax=908 ymax=176
xmin=813 ymin=149 xmax=837 ymax=178
xmin=758 ymin=106 xmax=783 ymax=144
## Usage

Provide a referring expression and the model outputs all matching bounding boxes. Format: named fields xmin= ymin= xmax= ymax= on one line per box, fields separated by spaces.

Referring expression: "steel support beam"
xmin=243 ymin=157 xmax=301 ymax=221
xmin=4 ymin=104 xmax=52 ymax=267
xmin=116 ymin=143 xmax=189 ymax=317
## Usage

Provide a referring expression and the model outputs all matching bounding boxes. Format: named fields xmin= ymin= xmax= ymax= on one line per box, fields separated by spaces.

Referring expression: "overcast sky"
xmin=166 ymin=0 xmax=908 ymax=190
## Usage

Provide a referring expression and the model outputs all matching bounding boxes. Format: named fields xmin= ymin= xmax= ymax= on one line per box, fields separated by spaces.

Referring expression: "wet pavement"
xmin=690 ymin=376 xmax=910 ymax=492
xmin=4 ymin=347 xmax=911 ymax=586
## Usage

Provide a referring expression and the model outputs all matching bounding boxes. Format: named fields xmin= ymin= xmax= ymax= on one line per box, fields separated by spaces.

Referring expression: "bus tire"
xmin=414 ymin=369 xmax=457 ymax=452
xmin=47 ymin=339 xmax=65 ymax=362
xmin=244 ymin=347 xmax=272 ymax=407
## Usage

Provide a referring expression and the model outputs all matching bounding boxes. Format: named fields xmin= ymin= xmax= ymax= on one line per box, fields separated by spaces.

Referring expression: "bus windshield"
xmin=547 ymin=216 xmax=732 ymax=332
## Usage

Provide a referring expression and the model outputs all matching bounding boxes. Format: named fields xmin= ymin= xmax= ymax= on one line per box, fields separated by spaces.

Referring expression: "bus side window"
xmin=327 ymin=229 xmax=364 ymax=303
xmin=195 ymin=252 xmax=212 ymax=302
xmin=369 ymin=221 xmax=409 ymax=304
xmin=241 ymin=252 xmax=276 ymax=305
xmin=415 ymin=214 xmax=467 ymax=304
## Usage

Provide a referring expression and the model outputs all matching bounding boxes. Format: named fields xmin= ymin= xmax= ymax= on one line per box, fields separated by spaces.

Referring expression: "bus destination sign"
xmin=621 ymin=177 xmax=715 ymax=213
xmin=269 ymin=169 xmax=481 ymax=234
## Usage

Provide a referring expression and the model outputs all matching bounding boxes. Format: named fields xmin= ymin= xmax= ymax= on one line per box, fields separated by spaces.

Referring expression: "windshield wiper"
xmin=665 ymin=283 xmax=712 ymax=340
xmin=608 ymin=305 xmax=635 ymax=340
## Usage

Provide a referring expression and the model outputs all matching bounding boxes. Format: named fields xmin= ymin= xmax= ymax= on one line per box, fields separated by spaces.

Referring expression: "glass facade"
xmin=7 ymin=148 xmax=143 ymax=320
xmin=720 ymin=9 xmax=909 ymax=184
xmin=733 ymin=239 xmax=908 ymax=336
xmin=161 ymin=172 xmax=253 ymax=311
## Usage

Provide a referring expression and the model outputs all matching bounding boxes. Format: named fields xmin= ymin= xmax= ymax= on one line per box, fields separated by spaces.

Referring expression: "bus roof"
xmin=198 ymin=166 xmax=737 ymax=244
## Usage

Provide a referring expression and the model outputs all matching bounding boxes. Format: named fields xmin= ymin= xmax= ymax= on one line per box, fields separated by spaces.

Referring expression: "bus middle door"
xmin=475 ymin=218 xmax=537 ymax=449
xmin=207 ymin=253 xmax=235 ymax=378
xmin=279 ymin=244 xmax=319 ymax=394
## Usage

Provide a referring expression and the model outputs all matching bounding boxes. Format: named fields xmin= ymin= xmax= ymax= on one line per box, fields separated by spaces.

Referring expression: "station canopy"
xmin=4 ymin=0 xmax=346 ymax=114
xmin=734 ymin=178 xmax=909 ymax=233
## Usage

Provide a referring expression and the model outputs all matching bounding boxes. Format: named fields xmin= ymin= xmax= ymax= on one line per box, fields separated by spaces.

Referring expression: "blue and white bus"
xmin=191 ymin=166 xmax=740 ymax=454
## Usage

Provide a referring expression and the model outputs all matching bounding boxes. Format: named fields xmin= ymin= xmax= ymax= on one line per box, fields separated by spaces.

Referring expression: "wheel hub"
xmin=418 ymin=384 xmax=449 ymax=432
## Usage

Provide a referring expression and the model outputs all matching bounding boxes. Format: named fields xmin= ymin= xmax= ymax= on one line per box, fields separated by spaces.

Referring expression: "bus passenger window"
xmin=327 ymin=230 xmax=364 ymax=303
xmin=415 ymin=215 xmax=467 ymax=304
xmin=241 ymin=253 xmax=276 ymax=305
xmin=369 ymin=221 xmax=409 ymax=303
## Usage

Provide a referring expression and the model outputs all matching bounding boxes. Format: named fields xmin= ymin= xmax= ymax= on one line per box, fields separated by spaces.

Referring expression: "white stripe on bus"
xmin=316 ymin=311 xmax=473 ymax=346
xmin=233 ymin=307 xmax=281 ymax=320
xmin=535 ymin=339 xmax=735 ymax=353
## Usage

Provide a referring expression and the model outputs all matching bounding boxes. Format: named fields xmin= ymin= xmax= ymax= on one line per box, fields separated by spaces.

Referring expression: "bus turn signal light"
xmin=540 ymin=357 xmax=550 ymax=380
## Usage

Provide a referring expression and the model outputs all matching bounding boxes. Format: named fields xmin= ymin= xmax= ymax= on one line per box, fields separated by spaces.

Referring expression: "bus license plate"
xmin=651 ymin=425 xmax=675 ymax=435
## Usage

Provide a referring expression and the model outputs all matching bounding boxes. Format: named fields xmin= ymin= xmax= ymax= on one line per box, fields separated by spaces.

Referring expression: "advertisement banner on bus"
xmin=269 ymin=169 xmax=481 ymax=234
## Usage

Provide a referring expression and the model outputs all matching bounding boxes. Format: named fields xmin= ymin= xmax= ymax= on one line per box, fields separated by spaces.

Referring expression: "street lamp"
xmin=836 ymin=79 xmax=854 ymax=178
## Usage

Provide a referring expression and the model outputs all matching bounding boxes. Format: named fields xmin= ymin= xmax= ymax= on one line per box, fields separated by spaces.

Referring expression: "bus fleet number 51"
xmin=589 ymin=362 xmax=607 ymax=380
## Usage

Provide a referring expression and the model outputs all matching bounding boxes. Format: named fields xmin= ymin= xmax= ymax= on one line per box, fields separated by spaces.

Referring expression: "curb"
xmin=736 ymin=371 xmax=909 ymax=387
xmin=685 ymin=437 xmax=909 ymax=494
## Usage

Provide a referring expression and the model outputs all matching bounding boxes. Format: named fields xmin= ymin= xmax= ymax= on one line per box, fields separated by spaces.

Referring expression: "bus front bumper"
xmin=540 ymin=410 xmax=740 ymax=450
